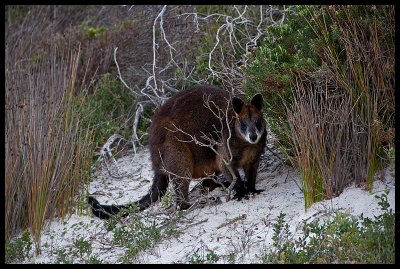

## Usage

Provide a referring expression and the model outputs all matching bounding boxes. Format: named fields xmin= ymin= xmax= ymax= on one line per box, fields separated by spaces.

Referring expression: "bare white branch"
xmin=98 ymin=134 xmax=133 ymax=178
xmin=103 ymin=5 xmax=291 ymax=179
xmin=114 ymin=47 xmax=138 ymax=97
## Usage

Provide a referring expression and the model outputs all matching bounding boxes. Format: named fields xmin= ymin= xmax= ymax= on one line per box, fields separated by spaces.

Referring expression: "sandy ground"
xmin=23 ymin=136 xmax=395 ymax=264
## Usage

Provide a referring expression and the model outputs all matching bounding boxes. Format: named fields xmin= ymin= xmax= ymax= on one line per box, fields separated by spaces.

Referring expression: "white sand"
xmin=24 ymin=144 xmax=395 ymax=264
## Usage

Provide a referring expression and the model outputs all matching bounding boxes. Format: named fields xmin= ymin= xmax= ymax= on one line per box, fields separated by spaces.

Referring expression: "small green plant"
xmin=86 ymin=255 xmax=103 ymax=264
xmin=73 ymin=237 xmax=92 ymax=260
xmin=271 ymin=212 xmax=290 ymax=249
xmin=188 ymin=251 xmax=204 ymax=264
xmin=5 ymin=230 xmax=33 ymax=263
xmin=160 ymin=187 xmax=175 ymax=209
xmin=226 ymin=252 xmax=236 ymax=264
xmin=206 ymin=251 xmax=220 ymax=263
xmin=188 ymin=250 xmax=220 ymax=264
xmin=55 ymin=249 xmax=73 ymax=264
xmin=109 ymin=207 xmax=163 ymax=263
xmin=54 ymin=237 xmax=103 ymax=264
xmin=87 ymin=26 xmax=107 ymax=39
xmin=104 ymin=204 xmax=138 ymax=231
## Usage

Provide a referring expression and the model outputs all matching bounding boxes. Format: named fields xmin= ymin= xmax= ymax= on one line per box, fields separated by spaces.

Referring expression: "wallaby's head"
xmin=232 ymin=93 xmax=266 ymax=144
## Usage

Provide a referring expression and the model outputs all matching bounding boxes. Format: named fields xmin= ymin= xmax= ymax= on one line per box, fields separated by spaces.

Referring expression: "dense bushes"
xmin=79 ymin=73 xmax=136 ymax=149
xmin=244 ymin=5 xmax=395 ymax=207
xmin=244 ymin=6 xmax=320 ymax=154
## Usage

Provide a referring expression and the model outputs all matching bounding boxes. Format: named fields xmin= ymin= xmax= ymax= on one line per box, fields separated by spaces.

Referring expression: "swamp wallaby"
xmin=89 ymin=85 xmax=266 ymax=219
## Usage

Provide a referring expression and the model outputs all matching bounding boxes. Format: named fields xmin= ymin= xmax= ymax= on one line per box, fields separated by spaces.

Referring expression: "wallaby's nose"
xmin=250 ymin=133 xmax=257 ymax=142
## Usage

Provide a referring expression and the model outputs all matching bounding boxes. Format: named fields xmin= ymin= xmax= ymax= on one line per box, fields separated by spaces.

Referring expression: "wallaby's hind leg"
xmin=158 ymin=140 xmax=194 ymax=210
xmin=173 ymin=177 xmax=191 ymax=210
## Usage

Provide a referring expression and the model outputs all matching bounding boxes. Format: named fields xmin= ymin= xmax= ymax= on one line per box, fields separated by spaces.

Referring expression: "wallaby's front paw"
xmin=248 ymin=188 xmax=264 ymax=194
xmin=233 ymin=190 xmax=246 ymax=201
xmin=178 ymin=201 xmax=192 ymax=210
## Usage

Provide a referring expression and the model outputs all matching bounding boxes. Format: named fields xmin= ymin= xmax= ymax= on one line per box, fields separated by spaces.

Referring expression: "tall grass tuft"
xmin=304 ymin=5 xmax=395 ymax=190
xmin=285 ymin=6 xmax=395 ymax=208
xmin=5 ymin=7 xmax=94 ymax=253
xmin=287 ymin=71 xmax=363 ymax=208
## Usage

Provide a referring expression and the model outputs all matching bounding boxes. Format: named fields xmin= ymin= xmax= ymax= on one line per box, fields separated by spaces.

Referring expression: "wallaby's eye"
xmin=240 ymin=122 xmax=247 ymax=132
xmin=255 ymin=120 xmax=263 ymax=130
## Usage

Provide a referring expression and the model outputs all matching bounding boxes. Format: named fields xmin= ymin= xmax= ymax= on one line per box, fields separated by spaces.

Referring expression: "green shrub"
xmin=188 ymin=251 xmax=204 ymax=264
xmin=73 ymin=237 xmax=93 ymax=260
xmin=79 ymin=73 xmax=136 ymax=149
xmin=54 ymin=237 xmax=103 ymax=264
xmin=188 ymin=250 xmax=220 ymax=264
xmin=55 ymin=249 xmax=73 ymax=264
xmin=244 ymin=6 xmax=319 ymax=154
xmin=5 ymin=230 xmax=32 ymax=263
xmin=261 ymin=191 xmax=395 ymax=264
xmin=105 ymin=205 xmax=163 ymax=263
xmin=86 ymin=26 xmax=107 ymax=39
xmin=244 ymin=5 xmax=394 ymax=207
xmin=86 ymin=255 xmax=103 ymax=264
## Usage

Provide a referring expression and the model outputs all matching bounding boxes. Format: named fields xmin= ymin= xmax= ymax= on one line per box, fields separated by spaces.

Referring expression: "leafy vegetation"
xmin=188 ymin=250 xmax=220 ymax=264
xmin=244 ymin=5 xmax=320 ymax=154
xmin=54 ymin=236 xmax=103 ymax=264
xmin=5 ymin=230 xmax=33 ymax=264
xmin=79 ymin=73 xmax=136 ymax=149
xmin=103 ymin=205 xmax=181 ymax=263
xmin=244 ymin=5 xmax=395 ymax=207
xmin=261 ymin=192 xmax=395 ymax=264
xmin=87 ymin=26 xmax=107 ymax=39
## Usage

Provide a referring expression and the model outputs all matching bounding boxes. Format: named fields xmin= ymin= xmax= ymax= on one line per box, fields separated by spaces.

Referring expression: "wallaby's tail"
xmin=88 ymin=173 xmax=169 ymax=219
xmin=88 ymin=196 xmax=128 ymax=219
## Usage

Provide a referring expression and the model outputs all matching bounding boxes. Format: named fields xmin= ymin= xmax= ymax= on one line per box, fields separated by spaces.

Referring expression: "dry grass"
xmin=5 ymin=6 xmax=94 ymax=252
xmin=307 ymin=5 xmax=395 ymax=188
xmin=285 ymin=6 xmax=395 ymax=208
xmin=287 ymin=71 xmax=363 ymax=208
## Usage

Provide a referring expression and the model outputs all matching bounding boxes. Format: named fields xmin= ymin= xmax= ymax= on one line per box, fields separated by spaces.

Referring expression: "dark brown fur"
xmin=89 ymin=85 xmax=266 ymax=219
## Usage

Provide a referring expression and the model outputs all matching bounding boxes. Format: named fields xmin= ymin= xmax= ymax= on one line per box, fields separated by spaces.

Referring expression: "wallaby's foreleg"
xmin=200 ymin=175 xmax=231 ymax=193
xmin=244 ymin=160 xmax=263 ymax=194
xmin=219 ymin=163 xmax=245 ymax=200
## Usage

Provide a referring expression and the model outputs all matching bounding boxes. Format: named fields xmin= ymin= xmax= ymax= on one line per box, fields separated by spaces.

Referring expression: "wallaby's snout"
xmin=249 ymin=132 xmax=258 ymax=143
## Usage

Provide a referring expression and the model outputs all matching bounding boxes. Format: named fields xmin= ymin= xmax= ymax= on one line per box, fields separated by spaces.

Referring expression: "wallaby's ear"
xmin=232 ymin=97 xmax=244 ymax=114
xmin=251 ymin=93 xmax=263 ymax=111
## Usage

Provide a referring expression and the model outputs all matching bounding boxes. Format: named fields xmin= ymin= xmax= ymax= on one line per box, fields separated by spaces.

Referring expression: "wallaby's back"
xmin=148 ymin=85 xmax=232 ymax=179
